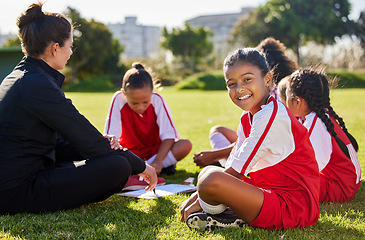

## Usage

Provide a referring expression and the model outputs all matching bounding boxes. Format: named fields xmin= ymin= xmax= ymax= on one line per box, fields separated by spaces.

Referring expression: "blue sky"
xmin=1 ymin=0 xmax=364 ymax=34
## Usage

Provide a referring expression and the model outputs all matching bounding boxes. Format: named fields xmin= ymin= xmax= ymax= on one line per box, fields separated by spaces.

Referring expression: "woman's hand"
xmin=180 ymin=191 xmax=202 ymax=222
xmin=138 ymin=164 xmax=158 ymax=191
xmin=104 ymin=134 xmax=122 ymax=150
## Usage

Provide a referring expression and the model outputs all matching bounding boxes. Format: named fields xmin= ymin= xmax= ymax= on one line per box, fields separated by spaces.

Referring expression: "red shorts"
xmin=320 ymin=176 xmax=361 ymax=202
xmin=249 ymin=189 xmax=282 ymax=229
xmin=249 ymin=188 xmax=319 ymax=229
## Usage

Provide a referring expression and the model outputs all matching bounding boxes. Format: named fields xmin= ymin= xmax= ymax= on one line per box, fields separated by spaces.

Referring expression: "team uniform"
xmin=225 ymin=96 xmax=320 ymax=229
xmin=303 ymin=112 xmax=361 ymax=202
xmin=104 ymin=91 xmax=179 ymax=167
xmin=208 ymin=89 xmax=279 ymax=168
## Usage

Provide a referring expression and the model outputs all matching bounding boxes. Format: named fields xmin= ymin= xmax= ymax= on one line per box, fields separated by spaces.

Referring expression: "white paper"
xmin=118 ymin=184 xmax=196 ymax=199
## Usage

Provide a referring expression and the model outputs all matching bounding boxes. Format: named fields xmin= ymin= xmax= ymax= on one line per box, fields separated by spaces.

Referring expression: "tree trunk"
xmin=296 ymin=35 xmax=302 ymax=67
xmin=69 ymin=56 xmax=89 ymax=84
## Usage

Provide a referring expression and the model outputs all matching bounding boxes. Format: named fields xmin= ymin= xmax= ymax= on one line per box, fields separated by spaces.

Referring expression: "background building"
xmin=186 ymin=7 xmax=254 ymax=59
xmin=107 ymin=17 xmax=161 ymax=59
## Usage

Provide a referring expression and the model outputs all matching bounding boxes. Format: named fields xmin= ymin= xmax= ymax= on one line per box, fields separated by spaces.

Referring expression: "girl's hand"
xmin=104 ymin=134 xmax=122 ymax=150
xmin=150 ymin=161 xmax=162 ymax=175
xmin=180 ymin=191 xmax=202 ymax=222
xmin=194 ymin=151 xmax=216 ymax=168
xmin=138 ymin=164 xmax=158 ymax=191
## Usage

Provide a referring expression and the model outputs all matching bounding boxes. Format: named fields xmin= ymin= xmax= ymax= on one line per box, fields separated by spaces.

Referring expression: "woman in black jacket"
xmin=0 ymin=2 xmax=157 ymax=214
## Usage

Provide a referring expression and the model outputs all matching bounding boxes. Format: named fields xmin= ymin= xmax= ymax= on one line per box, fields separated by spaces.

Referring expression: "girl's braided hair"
xmin=287 ymin=67 xmax=358 ymax=157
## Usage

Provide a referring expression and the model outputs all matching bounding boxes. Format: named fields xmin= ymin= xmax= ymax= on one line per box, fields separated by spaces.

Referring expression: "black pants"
xmin=0 ymin=136 xmax=131 ymax=214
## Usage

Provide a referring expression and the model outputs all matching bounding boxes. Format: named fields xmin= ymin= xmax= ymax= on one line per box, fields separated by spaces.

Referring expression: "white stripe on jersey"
xmin=226 ymin=99 xmax=295 ymax=176
xmin=303 ymin=112 xmax=332 ymax=171
xmin=347 ymin=144 xmax=361 ymax=184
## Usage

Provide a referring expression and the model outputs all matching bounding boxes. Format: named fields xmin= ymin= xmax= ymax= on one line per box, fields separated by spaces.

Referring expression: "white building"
xmin=186 ymin=7 xmax=254 ymax=59
xmin=107 ymin=17 xmax=161 ymax=59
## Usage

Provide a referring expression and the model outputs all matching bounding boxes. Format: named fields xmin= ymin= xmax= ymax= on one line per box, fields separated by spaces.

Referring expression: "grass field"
xmin=1 ymin=87 xmax=364 ymax=239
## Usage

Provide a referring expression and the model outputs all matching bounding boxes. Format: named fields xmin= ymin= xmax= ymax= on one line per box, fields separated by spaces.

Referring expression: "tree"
xmin=66 ymin=7 xmax=123 ymax=83
xmin=161 ymin=23 xmax=213 ymax=77
xmin=230 ymin=0 xmax=353 ymax=65
xmin=355 ymin=10 xmax=365 ymax=52
xmin=2 ymin=37 xmax=21 ymax=48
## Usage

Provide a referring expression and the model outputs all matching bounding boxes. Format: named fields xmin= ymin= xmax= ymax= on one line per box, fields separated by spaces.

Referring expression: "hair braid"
xmin=326 ymin=105 xmax=359 ymax=151
xmin=288 ymin=67 xmax=352 ymax=158
xmin=319 ymin=73 xmax=359 ymax=151
xmin=299 ymin=76 xmax=339 ymax=140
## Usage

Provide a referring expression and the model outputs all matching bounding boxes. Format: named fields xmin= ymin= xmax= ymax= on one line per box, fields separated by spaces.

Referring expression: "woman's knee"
xmin=104 ymin=155 xmax=132 ymax=177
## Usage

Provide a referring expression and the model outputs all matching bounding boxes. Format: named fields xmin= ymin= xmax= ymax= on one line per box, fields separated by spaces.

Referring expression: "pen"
xmin=153 ymin=188 xmax=156 ymax=195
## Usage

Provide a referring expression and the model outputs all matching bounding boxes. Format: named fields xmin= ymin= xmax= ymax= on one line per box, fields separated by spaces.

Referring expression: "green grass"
xmin=1 ymin=88 xmax=364 ymax=239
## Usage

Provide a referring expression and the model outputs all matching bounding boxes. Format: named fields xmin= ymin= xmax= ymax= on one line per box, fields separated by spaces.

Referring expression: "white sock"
xmin=146 ymin=151 xmax=177 ymax=168
xmin=209 ymin=132 xmax=231 ymax=149
xmin=209 ymin=132 xmax=230 ymax=166
xmin=198 ymin=195 xmax=227 ymax=215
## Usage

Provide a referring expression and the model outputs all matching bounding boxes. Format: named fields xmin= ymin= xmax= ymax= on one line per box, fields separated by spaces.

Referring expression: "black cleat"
xmin=161 ymin=165 xmax=176 ymax=175
xmin=186 ymin=209 xmax=245 ymax=231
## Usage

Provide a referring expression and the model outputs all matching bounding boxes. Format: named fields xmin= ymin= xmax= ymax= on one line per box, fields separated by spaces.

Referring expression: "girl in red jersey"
xmin=105 ymin=63 xmax=192 ymax=188
xmin=193 ymin=37 xmax=299 ymax=168
xmin=278 ymin=67 xmax=361 ymax=202
xmin=180 ymin=48 xmax=320 ymax=230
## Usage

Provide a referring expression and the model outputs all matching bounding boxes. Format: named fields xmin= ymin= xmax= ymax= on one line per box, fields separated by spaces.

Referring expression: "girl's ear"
xmin=264 ymin=72 xmax=273 ymax=87
xmin=295 ymin=96 xmax=301 ymax=108
xmin=296 ymin=96 xmax=309 ymax=109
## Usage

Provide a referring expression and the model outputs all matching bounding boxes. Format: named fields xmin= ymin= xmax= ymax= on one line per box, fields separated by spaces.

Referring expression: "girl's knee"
xmin=181 ymin=139 xmax=192 ymax=153
xmin=209 ymin=125 xmax=226 ymax=136
xmin=173 ymin=139 xmax=192 ymax=160
xmin=198 ymin=171 xmax=225 ymax=194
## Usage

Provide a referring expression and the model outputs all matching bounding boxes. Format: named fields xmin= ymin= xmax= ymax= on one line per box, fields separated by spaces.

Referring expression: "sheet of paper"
xmin=118 ymin=184 xmax=196 ymax=199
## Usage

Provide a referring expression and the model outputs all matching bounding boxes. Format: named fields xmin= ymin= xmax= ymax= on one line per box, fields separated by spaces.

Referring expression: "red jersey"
xmin=226 ymin=96 xmax=320 ymax=229
xmin=304 ymin=112 xmax=361 ymax=202
xmin=104 ymin=91 xmax=178 ymax=160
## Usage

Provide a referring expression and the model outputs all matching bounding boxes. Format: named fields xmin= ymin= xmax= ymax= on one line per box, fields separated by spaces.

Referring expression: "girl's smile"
xmin=225 ymin=62 xmax=272 ymax=115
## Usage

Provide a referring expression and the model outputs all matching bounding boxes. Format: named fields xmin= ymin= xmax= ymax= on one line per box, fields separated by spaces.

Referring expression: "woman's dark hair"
xmin=256 ymin=37 xmax=299 ymax=84
xmin=122 ymin=62 xmax=156 ymax=92
xmin=223 ymin=48 xmax=270 ymax=78
xmin=17 ymin=2 xmax=72 ymax=57
xmin=287 ymin=67 xmax=358 ymax=157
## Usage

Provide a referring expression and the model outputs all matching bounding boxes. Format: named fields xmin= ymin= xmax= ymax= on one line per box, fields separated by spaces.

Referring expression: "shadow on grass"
xmin=161 ymin=168 xmax=199 ymax=185
xmin=0 ymin=193 xmax=178 ymax=239
xmin=184 ymin=181 xmax=365 ymax=239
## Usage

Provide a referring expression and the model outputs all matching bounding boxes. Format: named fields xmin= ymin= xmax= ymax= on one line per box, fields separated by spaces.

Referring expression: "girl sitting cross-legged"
xmin=180 ymin=48 xmax=320 ymax=231
xmin=278 ymin=67 xmax=361 ymax=203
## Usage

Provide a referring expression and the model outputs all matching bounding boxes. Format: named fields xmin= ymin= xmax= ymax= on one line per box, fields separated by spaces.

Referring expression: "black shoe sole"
xmin=186 ymin=212 xmax=245 ymax=231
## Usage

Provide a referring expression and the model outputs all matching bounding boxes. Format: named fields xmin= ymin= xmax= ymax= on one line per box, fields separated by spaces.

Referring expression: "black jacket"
xmin=0 ymin=56 xmax=145 ymax=191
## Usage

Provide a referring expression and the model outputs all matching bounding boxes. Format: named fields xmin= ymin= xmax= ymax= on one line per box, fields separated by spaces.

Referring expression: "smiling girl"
xmin=180 ymin=48 xmax=320 ymax=230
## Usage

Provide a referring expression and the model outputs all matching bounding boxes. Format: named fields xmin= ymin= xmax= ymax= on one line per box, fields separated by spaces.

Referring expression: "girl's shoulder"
xmin=110 ymin=90 xmax=127 ymax=105
xmin=151 ymin=92 xmax=167 ymax=105
xmin=254 ymin=98 xmax=283 ymax=121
